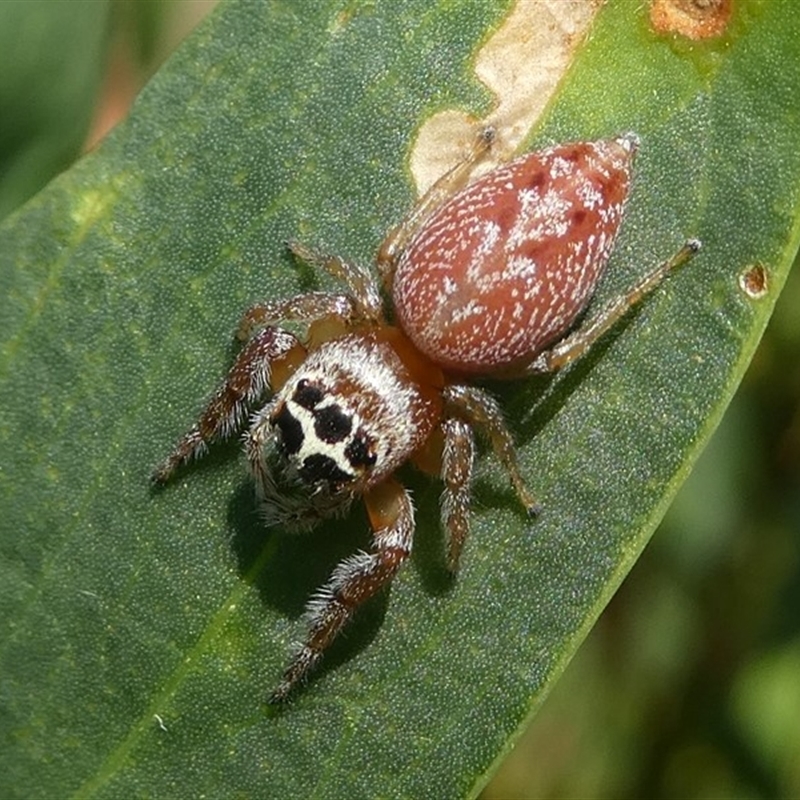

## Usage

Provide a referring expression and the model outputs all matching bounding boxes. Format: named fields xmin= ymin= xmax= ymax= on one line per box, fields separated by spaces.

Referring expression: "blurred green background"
xmin=2 ymin=2 xmax=797 ymax=797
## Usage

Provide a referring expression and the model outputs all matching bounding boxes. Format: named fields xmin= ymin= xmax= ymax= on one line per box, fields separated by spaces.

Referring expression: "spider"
xmin=152 ymin=127 xmax=699 ymax=702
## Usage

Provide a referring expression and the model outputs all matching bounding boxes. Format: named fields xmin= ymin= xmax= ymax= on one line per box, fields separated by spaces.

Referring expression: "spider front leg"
xmin=153 ymin=282 xmax=378 ymax=485
xmin=269 ymin=477 xmax=414 ymax=704
xmin=151 ymin=327 xmax=302 ymax=484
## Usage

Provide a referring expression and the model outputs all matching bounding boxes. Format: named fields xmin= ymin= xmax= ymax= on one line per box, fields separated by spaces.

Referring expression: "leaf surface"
xmin=1 ymin=1 xmax=799 ymax=798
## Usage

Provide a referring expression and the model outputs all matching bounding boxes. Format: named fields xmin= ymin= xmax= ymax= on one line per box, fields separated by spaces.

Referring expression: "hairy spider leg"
xmin=155 ymin=281 xmax=385 ymax=485
xmin=440 ymin=417 xmax=475 ymax=572
xmin=269 ymin=477 xmax=415 ymax=703
xmin=236 ymin=292 xmax=363 ymax=342
xmin=286 ymin=241 xmax=384 ymax=323
xmin=151 ymin=327 xmax=302 ymax=484
xmin=376 ymin=126 xmax=497 ymax=286
xmin=443 ymin=384 xmax=540 ymax=517
xmin=527 ymin=239 xmax=702 ymax=374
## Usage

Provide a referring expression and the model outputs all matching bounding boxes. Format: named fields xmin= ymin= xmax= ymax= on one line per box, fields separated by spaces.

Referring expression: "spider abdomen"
xmin=392 ymin=135 xmax=637 ymax=376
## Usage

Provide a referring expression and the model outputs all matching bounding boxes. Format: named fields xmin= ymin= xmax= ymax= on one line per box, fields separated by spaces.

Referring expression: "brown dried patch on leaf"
xmin=738 ymin=263 xmax=768 ymax=299
xmin=650 ymin=0 xmax=733 ymax=40
xmin=411 ymin=0 xmax=603 ymax=194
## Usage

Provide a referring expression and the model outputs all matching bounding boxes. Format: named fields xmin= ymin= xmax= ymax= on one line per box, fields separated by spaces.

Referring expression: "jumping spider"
xmin=152 ymin=127 xmax=699 ymax=702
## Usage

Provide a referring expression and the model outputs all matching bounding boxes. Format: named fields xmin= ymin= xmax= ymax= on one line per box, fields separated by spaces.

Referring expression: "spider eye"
xmin=293 ymin=379 xmax=324 ymax=410
xmin=313 ymin=403 xmax=352 ymax=444
xmin=271 ymin=402 xmax=304 ymax=456
xmin=344 ymin=433 xmax=377 ymax=469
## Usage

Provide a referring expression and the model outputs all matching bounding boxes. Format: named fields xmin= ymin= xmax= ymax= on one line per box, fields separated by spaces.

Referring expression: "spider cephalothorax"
xmin=152 ymin=129 xmax=699 ymax=702
xmin=270 ymin=332 xmax=439 ymax=490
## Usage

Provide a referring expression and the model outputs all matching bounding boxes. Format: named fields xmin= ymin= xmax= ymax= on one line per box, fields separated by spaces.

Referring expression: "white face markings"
xmin=269 ymin=333 xmax=436 ymax=490
xmin=275 ymin=392 xmax=365 ymax=487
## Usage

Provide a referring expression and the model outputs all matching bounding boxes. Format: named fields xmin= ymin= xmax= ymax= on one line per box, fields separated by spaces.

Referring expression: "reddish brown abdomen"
xmin=391 ymin=136 xmax=636 ymax=376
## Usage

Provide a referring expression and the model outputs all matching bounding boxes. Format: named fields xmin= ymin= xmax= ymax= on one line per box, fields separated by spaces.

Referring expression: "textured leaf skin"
xmin=1 ymin=1 xmax=799 ymax=798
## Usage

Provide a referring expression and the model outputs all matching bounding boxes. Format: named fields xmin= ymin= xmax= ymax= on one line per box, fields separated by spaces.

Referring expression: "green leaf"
xmin=1 ymin=1 xmax=798 ymax=798
xmin=0 ymin=0 xmax=110 ymax=221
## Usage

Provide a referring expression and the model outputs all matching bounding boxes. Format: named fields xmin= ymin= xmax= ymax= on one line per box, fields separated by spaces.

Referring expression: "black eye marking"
xmin=313 ymin=403 xmax=352 ymax=445
xmin=293 ymin=379 xmax=324 ymax=410
xmin=299 ymin=453 xmax=354 ymax=487
xmin=344 ymin=434 xmax=376 ymax=469
xmin=271 ymin=403 xmax=304 ymax=456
